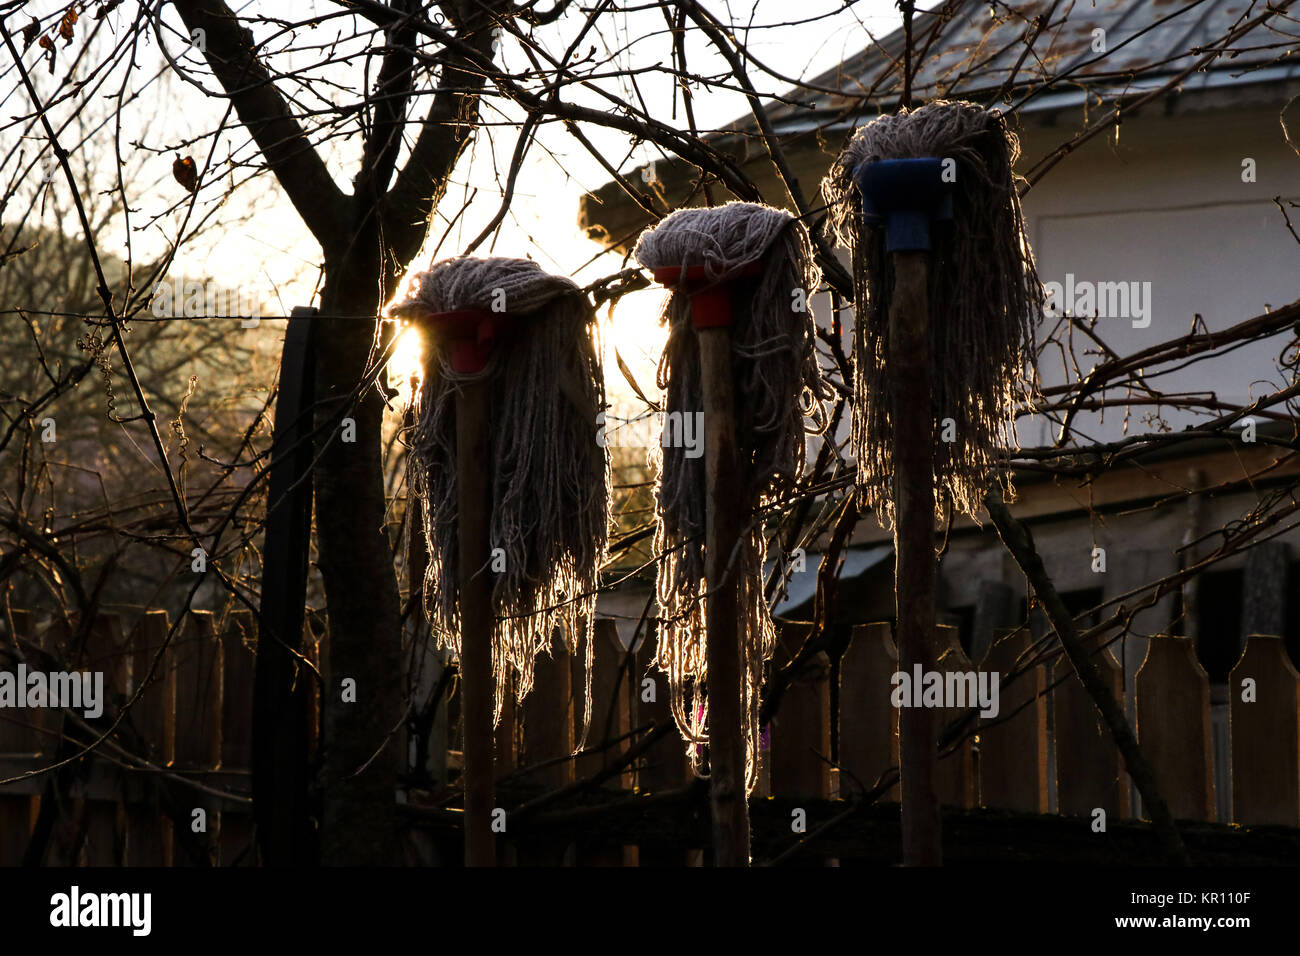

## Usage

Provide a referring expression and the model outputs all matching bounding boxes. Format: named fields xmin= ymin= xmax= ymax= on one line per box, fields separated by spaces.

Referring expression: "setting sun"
xmin=387 ymin=323 xmax=424 ymax=404
xmin=600 ymin=286 xmax=668 ymax=404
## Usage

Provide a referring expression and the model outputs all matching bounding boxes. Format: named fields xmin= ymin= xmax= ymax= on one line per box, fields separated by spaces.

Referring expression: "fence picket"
xmin=1054 ymin=632 xmax=1130 ymax=819
xmin=126 ymin=611 xmax=174 ymax=866
xmin=838 ymin=622 xmax=899 ymax=801
xmin=572 ymin=619 xmax=629 ymax=784
xmin=219 ymin=610 xmax=255 ymax=864
xmin=934 ymin=624 xmax=976 ymax=808
xmin=770 ymin=623 xmax=830 ymax=801
xmin=572 ymin=619 xmax=633 ymax=865
xmin=979 ymin=627 xmax=1048 ymax=812
xmin=4 ymin=603 xmax=1299 ymax=867
xmin=631 ymin=624 xmax=692 ymax=865
xmin=172 ymin=612 xmax=221 ymax=864
xmin=0 ymin=610 xmax=38 ymax=864
xmin=1135 ymin=634 xmax=1215 ymax=821
xmin=1229 ymin=633 xmax=1300 ymax=826
xmin=516 ymin=628 xmax=574 ymax=864
xmin=82 ymin=613 xmax=128 ymax=865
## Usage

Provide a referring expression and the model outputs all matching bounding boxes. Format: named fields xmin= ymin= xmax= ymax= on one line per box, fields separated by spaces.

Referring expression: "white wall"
xmin=1017 ymin=103 xmax=1300 ymax=445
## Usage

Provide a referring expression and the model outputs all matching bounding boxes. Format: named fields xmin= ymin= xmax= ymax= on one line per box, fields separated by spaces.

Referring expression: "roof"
xmin=758 ymin=0 xmax=1300 ymax=135
xmin=578 ymin=0 xmax=1300 ymax=245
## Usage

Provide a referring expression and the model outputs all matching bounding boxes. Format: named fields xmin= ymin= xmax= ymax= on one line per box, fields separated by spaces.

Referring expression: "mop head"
xmin=821 ymin=100 xmax=1041 ymax=526
xmin=393 ymin=256 xmax=609 ymax=734
xmin=633 ymin=201 xmax=827 ymax=790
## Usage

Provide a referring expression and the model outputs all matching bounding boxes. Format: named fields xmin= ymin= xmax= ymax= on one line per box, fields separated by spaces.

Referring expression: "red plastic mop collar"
xmin=651 ymin=262 xmax=764 ymax=329
xmin=419 ymin=308 xmax=518 ymax=374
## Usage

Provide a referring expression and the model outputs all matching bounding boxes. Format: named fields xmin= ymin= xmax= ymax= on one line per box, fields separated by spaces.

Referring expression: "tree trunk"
xmin=314 ymin=242 xmax=403 ymax=865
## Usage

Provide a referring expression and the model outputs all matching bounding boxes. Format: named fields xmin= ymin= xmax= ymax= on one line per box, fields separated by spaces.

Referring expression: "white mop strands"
xmin=822 ymin=100 xmax=1042 ymax=524
xmin=634 ymin=201 xmax=828 ymax=790
xmin=392 ymin=256 xmax=611 ymax=738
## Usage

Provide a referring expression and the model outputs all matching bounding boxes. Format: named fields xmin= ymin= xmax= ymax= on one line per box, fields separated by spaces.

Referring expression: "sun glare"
xmin=382 ymin=288 xmax=666 ymax=413
xmin=601 ymin=286 xmax=668 ymax=405
xmin=387 ymin=323 xmax=425 ymax=404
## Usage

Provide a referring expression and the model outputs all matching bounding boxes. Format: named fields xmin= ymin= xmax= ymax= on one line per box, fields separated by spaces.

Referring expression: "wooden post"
xmin=127 ymin=611 xmax=175 ymax=866
xmin=457 ymin=378 xmax=495 ymax=867
xmin=252 ymin=307 xmax=316 ymax=865
xmin=1135 ymin=634 xmax=1215 ymax=821
xmin=697 ymin=322 xmax=750 ymax=867
xmin=838 ymin=622 xmax=900 ymax=802
xmin=978 ymin=627 xmax=1048 ymax=813
xmin=1230 ymin=633 xmax=1300 ymax=826
xmin=889 ymin=250 xmax=941 ymax=865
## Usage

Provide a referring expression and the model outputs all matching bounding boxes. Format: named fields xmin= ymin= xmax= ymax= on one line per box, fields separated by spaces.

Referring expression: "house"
xmin=579 ymin=0 xmax=1300 ymax=817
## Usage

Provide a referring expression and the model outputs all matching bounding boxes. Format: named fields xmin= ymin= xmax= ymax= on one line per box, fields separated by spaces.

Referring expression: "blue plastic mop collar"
xmin=852 ymin=157 xmax=954 ymax=253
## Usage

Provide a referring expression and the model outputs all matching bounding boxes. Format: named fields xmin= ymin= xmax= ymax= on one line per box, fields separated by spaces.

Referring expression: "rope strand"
xmin=396 ymin=257 xmax=610 ymax=745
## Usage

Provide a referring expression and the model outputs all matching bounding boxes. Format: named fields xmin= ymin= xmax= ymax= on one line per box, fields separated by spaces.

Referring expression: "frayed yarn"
xmin=393 ymin=256 xmax=610 ymax=744
xmin=821 ymin=100 xmax=1041 ymax=527
xmin=634 ymin=202 xmax=828 ymax=791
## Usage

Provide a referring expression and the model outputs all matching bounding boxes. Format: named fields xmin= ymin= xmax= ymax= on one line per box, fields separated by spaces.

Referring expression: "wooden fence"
xmin=2 ymin=611 xmax=1297 ymax=866
xmin=834 ymin=622 xmax=1300 ymax=827
xmin=0 ymin=609 xmax=316 ymax=866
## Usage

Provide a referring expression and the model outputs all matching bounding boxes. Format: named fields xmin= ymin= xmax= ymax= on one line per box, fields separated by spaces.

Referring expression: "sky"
xmin=397 ymin=0 xmax=915 ymax=390
xmin=170 ymin=0 xmax=913 ymax=396
xmin=4 ymin=0 xmax=916 ymax=407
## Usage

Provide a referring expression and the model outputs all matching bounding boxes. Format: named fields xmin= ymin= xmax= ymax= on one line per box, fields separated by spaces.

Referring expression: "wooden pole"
xmin=697 ymin=323 xmax=750 ymax=867
xmin=252 ymin=307 xmax=317 ymax=865
xmin=888 ymin=250 xmax=942 ymax=866
xmin=457 ymin=379 xmax=496 ymax=867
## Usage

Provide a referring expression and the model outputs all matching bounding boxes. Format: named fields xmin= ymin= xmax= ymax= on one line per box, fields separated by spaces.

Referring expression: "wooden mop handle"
xmin=888 ymin=250 xmax=942 ymax=867
xmin=456 ymin=379 xmax=495 ymax=867
xmin=408 ymin=305 xmax=508 ymax=867
xmin=697 ymin=324 xmax=750 ymax=867
xmin=855 ymin=157 xmax=950 ymax=866
xmin=656 ymin=265 xmax=754 ymax=866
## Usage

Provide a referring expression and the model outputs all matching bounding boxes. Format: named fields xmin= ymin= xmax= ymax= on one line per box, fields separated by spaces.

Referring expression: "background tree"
xmin=1 ymin=0 xmax=1297 ymax=866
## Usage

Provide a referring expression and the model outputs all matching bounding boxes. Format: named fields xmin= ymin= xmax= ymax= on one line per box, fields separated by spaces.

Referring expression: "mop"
xmin=634 ymin=201 xmax=827 ymax=864
xmin=822 ymin=100 xmax=1040 ymax=524
xmin=822 ymin=100 xmax=1041 ymax=865
xmin=391 ymin=255 xmax=609 ymax=864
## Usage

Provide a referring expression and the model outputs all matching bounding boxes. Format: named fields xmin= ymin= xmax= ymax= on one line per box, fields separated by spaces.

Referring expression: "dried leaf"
xmin=172 ymin=155 xmax=198 ymax=193
xmin=37 ymin=33 xmax=56 ymax=73
xmin=614 ymin=347 xmax=660 ymax=413
xmin=95 ymin=0 xmax=123 ymax=20
xmin=22 ymin=18 xmax=39 ymax=50
xmin=59 ymin=7 xmax=78 ymax=45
